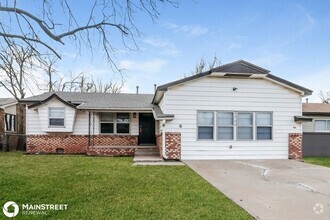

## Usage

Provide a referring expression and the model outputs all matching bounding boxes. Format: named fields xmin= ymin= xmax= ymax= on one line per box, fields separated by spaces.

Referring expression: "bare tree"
xmin=319 ymin=90 xmax=330 ymax=104
xmin=0 ymin=41 xmax=43 ymax=151
xmin=0 ymin=0 xmax=177 ymax=68
xmin=188 ymin=56 xmax=221 ymax=76
xmin=47 ymin=71 xmax=124 ymax=93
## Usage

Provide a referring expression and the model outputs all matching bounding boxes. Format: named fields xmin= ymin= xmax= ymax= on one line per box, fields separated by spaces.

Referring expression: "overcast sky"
xmin=1 ymin=0 xmax=329 ymax=102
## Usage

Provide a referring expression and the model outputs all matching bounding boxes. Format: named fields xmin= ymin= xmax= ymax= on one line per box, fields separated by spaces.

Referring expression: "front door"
xmin=138 ymin=113 xmax=156 ymax=145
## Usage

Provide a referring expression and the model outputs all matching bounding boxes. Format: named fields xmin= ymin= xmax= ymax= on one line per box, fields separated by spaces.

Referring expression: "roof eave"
xmin=28 ymin=93 xmax=76 ymax=109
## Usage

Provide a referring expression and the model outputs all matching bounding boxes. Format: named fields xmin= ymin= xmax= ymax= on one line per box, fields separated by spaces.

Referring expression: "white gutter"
xmin=161 ymin=119 xmax=168 ymax=159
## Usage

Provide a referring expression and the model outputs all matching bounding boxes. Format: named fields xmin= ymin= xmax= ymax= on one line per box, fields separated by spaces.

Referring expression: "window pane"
xmin=237 ymin=113 xmax=252 ymax=126
xmin=217 ymin=112 xmax=233 ymax=125
xmin=117 ymin=113 xmax=129 ymax=123
xmin=237 ymin=127 xmax=253 ymax=140
xmin=101 ymin=113 xmax=114 ymax=122
xmin=198 ymin=127 xmax=213 ymax=139
xmin=256 ymin=112 xmax=272 ymax=126
xmin=327 ymin=121 xmax=330 ymax=131
xmin=117 ymin=123 xmax=129 ymax=133
xmin=257 ymin=127 xmax=272 ymax=140
xmin=217 ymin=127 xmax=233 ymax=140
xmin=315 ymin=120 xmax=326 ymax=131
xmin=49 ymin=108 xmax=65 ymax=118
xmin=49 ymin=118 xmax=64 ymax=126
xmin=101 ymin=123 xmax=114 ymax=133
xmin=198 ymin=112 xmax=214 ymax=126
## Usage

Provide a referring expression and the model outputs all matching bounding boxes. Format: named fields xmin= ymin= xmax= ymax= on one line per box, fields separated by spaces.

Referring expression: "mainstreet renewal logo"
xmin=2 ymin=201 xmax=68 ymax=218
xmin=3 ymin=201 xmax=19 ymax=218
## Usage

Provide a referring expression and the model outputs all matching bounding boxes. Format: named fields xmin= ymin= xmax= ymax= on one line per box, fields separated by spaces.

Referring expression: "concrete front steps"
xmin=133 ymin=147 xmax=185 ymax=166
xmin=133 ymin=147 xmax=163 ymax=163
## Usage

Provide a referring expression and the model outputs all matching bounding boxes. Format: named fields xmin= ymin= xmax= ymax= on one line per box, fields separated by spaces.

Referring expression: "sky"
xmin=1 ymin=0 xmax=330 ymax=102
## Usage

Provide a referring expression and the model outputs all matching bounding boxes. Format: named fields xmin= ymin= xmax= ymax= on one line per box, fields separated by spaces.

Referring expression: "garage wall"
xmin=161 ymin=76 xmax=302 ymax=160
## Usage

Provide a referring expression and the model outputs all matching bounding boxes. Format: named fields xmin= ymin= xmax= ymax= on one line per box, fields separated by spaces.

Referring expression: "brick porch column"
xmin=288 ymin=133 xmax=303 ymax=160
xmin=165 ymin=132 xmax=181 ymax=160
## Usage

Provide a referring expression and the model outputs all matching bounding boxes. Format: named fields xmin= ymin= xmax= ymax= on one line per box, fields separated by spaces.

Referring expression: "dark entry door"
xmin=139 ymin=113 xmax=156 ymax=145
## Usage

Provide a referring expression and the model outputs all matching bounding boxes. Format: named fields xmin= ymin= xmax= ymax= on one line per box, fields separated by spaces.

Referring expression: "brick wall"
xmin=26 ymin=134 xmax=138 ymax=155
xmin=288 ymin=133 xmax=303 ymax=160
xmin=93 ymin=135 xmax=138 ymax=146
xmin=165 ymin=132 xmax=181 ymax=160
xmin=27 ymin=135 xmax=88 ymax=154
xmin=156 ymin=133 xmax=162 ymax=157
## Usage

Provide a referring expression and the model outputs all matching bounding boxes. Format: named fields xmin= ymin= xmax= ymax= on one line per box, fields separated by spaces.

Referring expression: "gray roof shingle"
xmin=0 ymin=98 xmax=16 ymax=107
xmin=22 ymin=92 xmax=155 ymax=109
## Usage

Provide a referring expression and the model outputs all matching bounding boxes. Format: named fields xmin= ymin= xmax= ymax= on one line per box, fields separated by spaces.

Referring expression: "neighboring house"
xmin=0 ymin=98 xmax=26 ymax=150
xmin=0 ymin=98 xmax=18 ymax=133
xmin=22 ymin=60 xmax=312 ymax=160
xmin=302 ymin=103 xmax=330 ymax=156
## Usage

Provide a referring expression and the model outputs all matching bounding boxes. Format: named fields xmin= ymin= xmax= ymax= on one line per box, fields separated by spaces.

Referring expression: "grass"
xmin=0 ymin=152 xmax=251 ymax=220
xmin=303 ymin=156 xmax=330 ymax=167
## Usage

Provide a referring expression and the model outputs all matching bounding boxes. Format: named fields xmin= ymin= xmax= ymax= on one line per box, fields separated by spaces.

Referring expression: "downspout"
xmin=88 ymin=111 xmax=91 ymax=148
xmin=161 ymin=119 xmax=168 ymax=159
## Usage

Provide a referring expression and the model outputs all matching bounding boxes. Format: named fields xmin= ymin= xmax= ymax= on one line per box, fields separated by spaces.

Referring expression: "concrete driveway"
xmin=184 ymin=160 xmax=330 ymax=220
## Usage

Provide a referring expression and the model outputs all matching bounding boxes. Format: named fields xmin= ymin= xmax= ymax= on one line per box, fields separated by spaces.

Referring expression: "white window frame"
xmin=116 ymin=113 xmax=130 ymax=134
xmin=197 ymin=111 xmax=215 ymax=140
xmin=100 ymin=112 xmax=115 ymax=134
xmin=48 ymin=107 xmax=65 ymax=127
xmin=197 ymin=110 xmax=273 ymax=141
xmin=314 ymin=119 xmax=330 ymax=132
xmin=100 ymin=113 xmax=130 ymax=135
xmin=236 ymin=112 xmax=254 ymax=141
xmin=255 ymin=112 xmax=273 ymax=140
xmin=217 ymin=111 xmax=234 ymax=140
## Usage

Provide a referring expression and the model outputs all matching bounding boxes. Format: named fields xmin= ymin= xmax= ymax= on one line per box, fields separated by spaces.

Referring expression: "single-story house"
xmin=302 ymin=103 xmax=330 ymax=156
xmin=22 ymin=60 xmax=312 ymax=160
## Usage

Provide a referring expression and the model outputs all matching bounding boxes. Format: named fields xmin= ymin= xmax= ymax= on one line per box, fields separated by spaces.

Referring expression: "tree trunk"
xmin=16 ymin=104 xmax=26 ymax=151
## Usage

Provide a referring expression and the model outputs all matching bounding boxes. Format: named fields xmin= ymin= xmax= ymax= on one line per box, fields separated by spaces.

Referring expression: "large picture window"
xmin=315 ymin=120 xmax=330 ymax=132
xmin=49 ymin=107 xmax=65 ymax=127
xmin=100 ymin=113 xmax=130 ymax=134
xmin=197 ymin=111 xmax=214 ymax=139
xmin=197 ymin=111 xmax=273 ymax=141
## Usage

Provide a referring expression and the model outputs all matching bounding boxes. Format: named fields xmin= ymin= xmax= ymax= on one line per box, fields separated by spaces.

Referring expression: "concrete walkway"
xmin=184 ymin=160 xmax=330 ymax=220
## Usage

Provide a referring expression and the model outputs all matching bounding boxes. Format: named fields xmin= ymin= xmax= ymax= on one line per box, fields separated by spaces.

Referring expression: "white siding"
xmin=26 ymin=107 xmax=44 ymax=134
xmin=303 ymin=116 xmax=330 ymax=132
xmin=4 ymin=105 xmax=16 ymax=115
xmin=73 ymin=110 xmax=89 ymax=134
xmin=27 ymin=106 xmax=139 ymax=135
xmin=162 ymin=76 xmax=303 ymax=160
xmin=37 ymin=99 xmax=76 ymax=133
xmin=130 ymin=113 xmax=139 ymax=135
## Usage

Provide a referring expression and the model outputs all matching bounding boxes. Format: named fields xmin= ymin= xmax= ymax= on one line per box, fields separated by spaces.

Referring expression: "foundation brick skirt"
xmin=26 ymin=135 xmax=88 ymax=154
xmin=26 ymin=134 xmax=138 ymax=156
xmin=288 ymin=133 xmax=303 ymax=160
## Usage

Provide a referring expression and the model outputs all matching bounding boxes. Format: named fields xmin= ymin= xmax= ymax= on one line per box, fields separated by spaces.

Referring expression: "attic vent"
xmin=224 ymin=73 xmax=252 ymax=77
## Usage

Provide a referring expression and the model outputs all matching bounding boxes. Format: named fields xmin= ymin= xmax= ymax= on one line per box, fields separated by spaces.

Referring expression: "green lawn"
xmin=304 ymin=156 xmax=330 ymax=167
xmin=0 ymin=153 xmax=251 ymax=220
